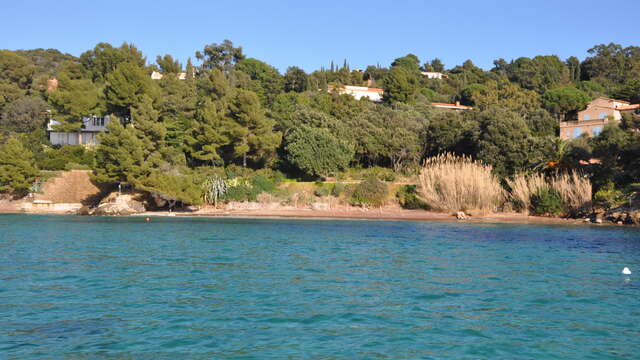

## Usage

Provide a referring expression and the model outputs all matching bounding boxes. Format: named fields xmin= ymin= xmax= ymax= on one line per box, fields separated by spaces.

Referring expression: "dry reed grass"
xmin=418 ymin=153 xmax=504 ymax=214
xmin=506 ymin=173 xmax=546 ymax=213
xmin=508 ymin=172 xmax=592 ymax=215
xmin=551 ymin=172 xmax=592 ymax=215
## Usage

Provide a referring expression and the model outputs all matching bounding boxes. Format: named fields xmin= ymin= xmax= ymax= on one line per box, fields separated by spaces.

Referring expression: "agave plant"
xmin=203 ymin=176 xmax=227 ymax=207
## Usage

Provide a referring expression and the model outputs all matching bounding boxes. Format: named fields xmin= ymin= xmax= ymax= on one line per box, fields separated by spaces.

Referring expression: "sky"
xmin=1 ymin=0 xmax=638 ymax=73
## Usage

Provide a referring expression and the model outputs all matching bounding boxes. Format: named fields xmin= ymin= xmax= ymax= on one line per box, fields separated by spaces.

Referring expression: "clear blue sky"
xmin=2 ymin=0 xmax=638 ymax=72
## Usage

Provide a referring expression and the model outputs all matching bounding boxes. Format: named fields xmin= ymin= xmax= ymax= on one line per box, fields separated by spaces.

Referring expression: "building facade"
xmin=421 ymin=72 xmax=448 ymax=79
xmin=327 ymin=85 xmax=384 ymax=102
xmin=48 ymin=115 xmax=111 ymax=146
xmin=559 ymin=97 xmax=639 ymax=140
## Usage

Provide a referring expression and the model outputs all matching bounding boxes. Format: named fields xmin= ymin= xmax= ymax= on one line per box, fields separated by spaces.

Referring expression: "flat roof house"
xmin=559 ymin=97 xmax=639 ymax=140
xmin=430 ymin=101 xmax=472 ymax=111
xmin=327 ymin=85 xmax=384 ymax=102
xmin=421 ymin=72 xmax=449 ymax=79
xmin=47 ymin=115 xmax=111 ymax=146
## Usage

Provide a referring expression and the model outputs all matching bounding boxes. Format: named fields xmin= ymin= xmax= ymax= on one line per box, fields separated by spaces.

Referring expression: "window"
xmin=592 ymin=126 xmax=603 ymax=136
xmin=599 ymin=112 xmax=607 ymax=119
xmin=573 ymin=127 xmax=582 ymax=138
xmin=583 ymin=114 xmax=590 ymax=121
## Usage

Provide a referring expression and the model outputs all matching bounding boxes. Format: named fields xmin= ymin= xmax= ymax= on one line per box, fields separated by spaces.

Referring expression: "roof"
xmin=618 ymin=104 xmax=640 ymax=111
xmin=327 ymin=85 xmax=384 ymax=93
xmin=430 ymin=102 xmax=473 ymax=110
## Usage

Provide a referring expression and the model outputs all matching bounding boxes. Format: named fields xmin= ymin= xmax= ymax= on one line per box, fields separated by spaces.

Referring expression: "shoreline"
xmin=0 ymin=202 xmax=621 ymax=227
xmin=138 ymin=208 xmax=591 ymax=226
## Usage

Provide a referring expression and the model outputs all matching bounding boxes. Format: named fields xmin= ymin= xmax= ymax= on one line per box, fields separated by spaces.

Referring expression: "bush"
xmin=331 ymin=182 xmax=346 ymax=197
xmin=593 ymin=182 xmax=624 ymax=210
xmin=314 ymin=182 xmax=333 ymax=197
xmin=396 ymin=184 xmax=427 ymax=210
xmin=222 ymin=178 xmax=255 ymax=202
xmin=251 ymin=174 xmax=277 ymax=194
xmin=350 ymin=177 xmax=388 ymax=207
xmin=40 ymin=145 xmax=96 ymax=171
xmin=419 ymin=153 xmax=504 ymax=213
xmin=530 ymin=186 xmax=564 ymax=216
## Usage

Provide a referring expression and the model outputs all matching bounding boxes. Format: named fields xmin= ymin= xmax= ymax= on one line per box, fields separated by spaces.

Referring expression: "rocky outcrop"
xmin=91 ymin=192 xmax=146 ymax=216
xmin=587 ymin=205 xmax=640 ymax=225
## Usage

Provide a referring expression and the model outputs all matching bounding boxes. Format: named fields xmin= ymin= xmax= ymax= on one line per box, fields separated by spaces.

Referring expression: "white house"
xmin=151 ymin=71 xmax=189 ymax=80
xmin=421 ymin=72 xmax=448 ymax=79
xmin=327 ymin=85 xmax=384 ymax=102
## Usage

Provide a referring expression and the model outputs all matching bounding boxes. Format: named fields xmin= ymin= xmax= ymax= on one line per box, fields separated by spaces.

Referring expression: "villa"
xmin=327 ymin=85 xmax=384 ymax=102
xmin=421 ymin=71 xmax=448 ymax=79
xmin=151 ymin=71 xmax=188 ymax=80
xmin=47 ymin=115 xmax=111 ymax=146
xmin=559 ymin=97 xmax=640 ymax=140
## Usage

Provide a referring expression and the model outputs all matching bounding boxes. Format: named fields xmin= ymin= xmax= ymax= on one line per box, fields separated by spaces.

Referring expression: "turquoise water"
xmin=1 ymin=215 xmax=639 ymax=359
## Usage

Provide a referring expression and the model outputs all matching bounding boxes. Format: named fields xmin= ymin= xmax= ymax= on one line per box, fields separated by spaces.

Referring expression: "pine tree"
xmin=0 ymin=137 xmax=40 ymax=196
xmin=228 ymin=89 xmax=281 ymax=167
xmin=185 ymin=98 xmax=228 ymax=166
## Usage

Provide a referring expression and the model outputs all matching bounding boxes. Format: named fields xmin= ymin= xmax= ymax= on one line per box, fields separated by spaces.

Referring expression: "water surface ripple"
xmin=1 ymin=215 xmax=639 ymax=359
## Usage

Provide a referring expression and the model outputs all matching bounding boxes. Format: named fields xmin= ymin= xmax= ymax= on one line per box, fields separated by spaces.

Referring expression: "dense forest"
xmin=0 ymin=41 xmax=639 ymax=208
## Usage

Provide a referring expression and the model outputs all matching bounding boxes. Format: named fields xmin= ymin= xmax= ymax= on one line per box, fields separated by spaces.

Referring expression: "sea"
xmin=1 ymin=215 xmax=639 ymax=359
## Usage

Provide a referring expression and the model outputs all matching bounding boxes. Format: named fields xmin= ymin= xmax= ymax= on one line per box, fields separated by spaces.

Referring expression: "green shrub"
xmin=222 ymin=179 xmax=255 ymax=202
xmin=225 ymin=164 xmax=253 ymax=179
xmin=314 ymin=182 xmax=333 ymax=197
xmin=594 ymin=182 xmax=624 ymax=210
xmin=530 ymin=186 xmax=564 ymax=216
xmin=251 ymin=174 xmax=276 ymax=194
xmin=331 ymin=182 xmax=346 ymax=197
xmin=396 ymin=184 xmax=427 ymax=210
xmin=40 ymin=145 xmax=96 ymax=171
xmin=350 ymin=177 xmax=388 ymax=207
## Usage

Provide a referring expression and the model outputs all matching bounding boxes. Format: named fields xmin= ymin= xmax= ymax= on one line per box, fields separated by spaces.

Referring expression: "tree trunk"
xmin=243 ymin=153 xmax=247 ymax=168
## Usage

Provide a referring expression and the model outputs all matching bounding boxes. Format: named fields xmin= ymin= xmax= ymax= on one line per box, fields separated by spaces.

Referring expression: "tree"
xmin=196 ymin=40 xmax=245 ymax=72
xmin=105 ymin=62 xmax=154 ymax=117
xmin=235 ymin=58 xmax=283 ymax=105
xmin=156 ymin=54 xmax=182 ymax=74
xmin=80 ymin=42 xmax=146 ymax=82
xmin=391 ymin=54 xmax=421 ymax=74
xmin=424 ymin=110 xmax=477 ymax=157
xmin=424 ymin=58 xmax=445 ymax=73
xmin=283 ymin=66 xmax=308 ymax=93
xmin=542 ymin=85 xmax=590 ymax=121
xmin=0 ymin=136 xmax=40 ymax=196
xmin=0 ymin=50 xmax=35 ymax=89
xmin=93 ymin=119 xmax=146 ymax=184
xmin=566 ymin=56 xmax=581 ymax=83
xmin=47 ymin=75 xmax=105 ymax=130
xmin=0 ymin=96 xmax=48 ymax=133
xmin=506 ymin=55 xmax=569 ymax=93
xmin=581 ymin=43 xmax=638 ymax=84
xmin=285 ymin=125 xmax=353 ymax=178
xmin=185 ymin=98 xmax=228 ymax=166
xmin=383 ymin=66 xmax=418 ymax=104
xmin=227 ymin=89 xmax=281 ymax=167
xmin=475 ymin=107 xmax=533 ymax=177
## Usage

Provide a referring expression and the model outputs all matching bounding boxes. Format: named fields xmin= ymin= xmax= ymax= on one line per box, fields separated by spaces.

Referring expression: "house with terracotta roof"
xmin=559 ymin=97 xmax=639 ymax=140
xmin=327 ymin=85 xmax=384 ymax=102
